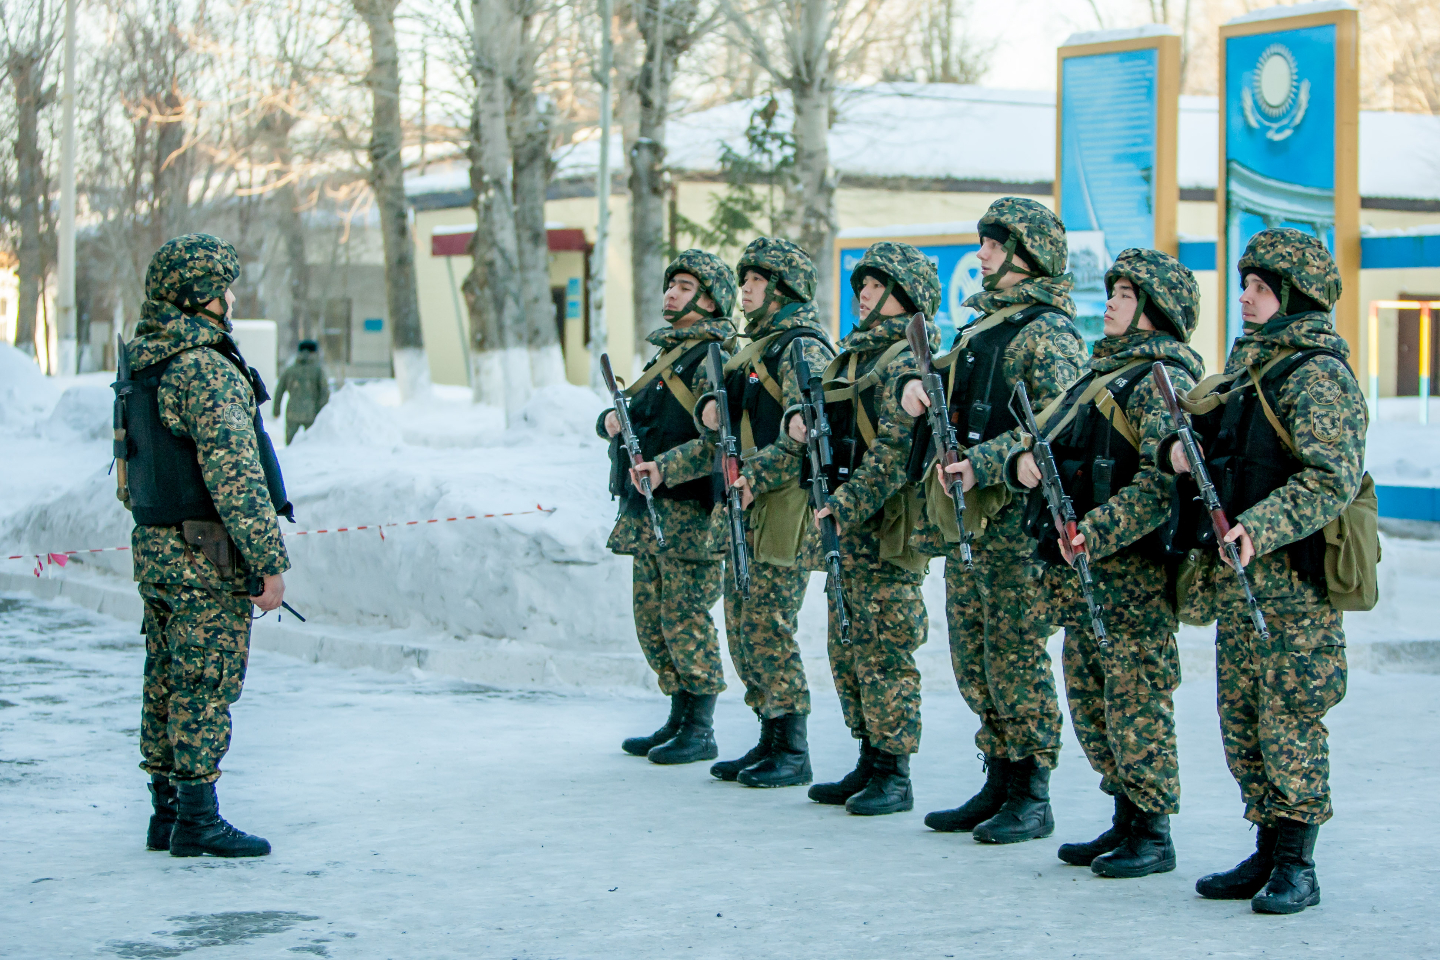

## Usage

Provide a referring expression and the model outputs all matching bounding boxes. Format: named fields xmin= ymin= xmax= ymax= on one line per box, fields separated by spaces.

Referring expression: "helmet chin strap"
xmin=1126 ymin=288 xmax=1150 ymax=334
xmin=744 ymin=273 xmax=788 ymax=324
xmin=663 ymin=286 xmax=715 ymax=324
xmin=1242 ymin=277 xmax=1293 ymax=334
xmin=981 ymin=235 xmax=1034 ymax=292
xmin=859 ymin=277 xmax=896 ymax=329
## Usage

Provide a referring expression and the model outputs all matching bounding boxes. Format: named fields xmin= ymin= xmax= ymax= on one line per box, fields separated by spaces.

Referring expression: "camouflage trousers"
xmin=723 ymin=559 xmax=811 ymax=718
xmin=1208 ymin=552 xmax=1347 ymax=826
xmin=946 ymin=517 xmax=1063 ymax=768
xmin=138 ymin=582 xmax=253 ymax=785
xmin=632 ymin=552 xmax=726 ymax=696
xmin=827 ymin=559 xmax=927 ymax=756
xmin=284 ymin=418 xmax=314 ymax=444
xmin=1046 ymin=552 xmax=1181 ymax=814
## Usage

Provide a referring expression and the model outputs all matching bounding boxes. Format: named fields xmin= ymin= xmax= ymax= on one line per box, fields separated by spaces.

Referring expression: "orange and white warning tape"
xmin=5 ymin=505 xmax=557 ymax=576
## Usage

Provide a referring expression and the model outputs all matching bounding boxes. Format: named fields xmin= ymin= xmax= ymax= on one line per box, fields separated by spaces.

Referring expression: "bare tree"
xmin=1 ymin=0 xmax=61 ymax=361
xmin=1366 ymin=0 xmax=1440 ymax=113
xmin=352 ymin=0 xmax=427 ymax=397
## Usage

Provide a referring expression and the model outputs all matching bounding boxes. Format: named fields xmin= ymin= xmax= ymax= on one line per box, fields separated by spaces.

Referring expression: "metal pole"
xmin=587 ymin=0 xmax=613 ymax=390
xmin=57 ymin=0 xmax=78 ymax=372
xmin=1421 ymin=304 xmax=1432 ymax=426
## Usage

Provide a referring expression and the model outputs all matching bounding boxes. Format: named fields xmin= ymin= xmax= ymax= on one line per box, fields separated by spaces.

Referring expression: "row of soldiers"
xmin=599 ymin=198 xmax=1366 ymax=916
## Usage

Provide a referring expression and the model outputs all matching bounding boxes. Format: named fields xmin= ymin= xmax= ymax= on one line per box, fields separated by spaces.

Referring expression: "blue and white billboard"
xmin=837 ymin=240 xmax=982 ymax=348
xmin=1059 ymin=45 xmax=1162 ymax=346
xmin=1223 ymin=25 xmax=1336 ymax=346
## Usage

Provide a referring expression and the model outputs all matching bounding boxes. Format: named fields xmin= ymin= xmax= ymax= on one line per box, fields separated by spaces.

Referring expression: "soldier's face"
xmin=740 ymin=270 xmax=775 ymax=316
xmin=1102 ymin=278 xmax=1154 ymax=337
xmin=664 ymin=273 xmax=716 ymax=327
xmin=1240 ymin=274 xmax=1281 ymax=325
xmin=977 ymin=237 xmax=1030 ymax=291
xmin=857 ymin=275 xmax=905 ymax=319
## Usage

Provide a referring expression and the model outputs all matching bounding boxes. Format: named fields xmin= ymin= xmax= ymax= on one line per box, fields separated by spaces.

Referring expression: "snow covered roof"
xmin=406 ymin=83 xmax=1440 ymax=204
xmin=1225 ymin=0 xmax=1355 ymax=25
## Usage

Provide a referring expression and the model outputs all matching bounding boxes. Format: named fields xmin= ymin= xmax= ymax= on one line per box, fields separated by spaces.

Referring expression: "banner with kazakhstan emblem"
xmin=1217 ymin=4 xmax=1360 ymax=361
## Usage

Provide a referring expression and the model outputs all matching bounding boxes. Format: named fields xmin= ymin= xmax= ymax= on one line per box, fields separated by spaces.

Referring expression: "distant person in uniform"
xmin=273 ymin=339 xmax=330 ymax=444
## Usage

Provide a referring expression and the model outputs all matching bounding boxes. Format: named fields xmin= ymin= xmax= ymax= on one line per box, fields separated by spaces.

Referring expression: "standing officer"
xmin=602 ymin=250 xmax=737 ymax=766
xmin=678 ymin=238 xmax=835 ymax=788
xmin=903 ymin=198 xmax=1085 ymax=844
xmin=1003 ymin=248 xmax=1204 ymax=877
xmin=805 ymin=241 xmax=938 ymax=816
xmin=273 ymin=339 xmax=330 ymax=444
xmin=1168 ymin=229 xmax=1365 ymax=915
xmin=122 ymin=234 xmax=291 ymax=858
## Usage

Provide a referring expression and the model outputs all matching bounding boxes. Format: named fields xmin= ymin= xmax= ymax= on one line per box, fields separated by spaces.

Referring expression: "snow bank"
xmin=291 ymin=383 xmax=405 ymax=449
xmin=0 ymin=344 xmax=60 ymax=431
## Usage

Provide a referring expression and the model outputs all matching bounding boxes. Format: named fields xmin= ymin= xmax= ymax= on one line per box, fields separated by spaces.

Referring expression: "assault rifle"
xmin=703 ymin=343 xmax=751 ymax=599
xmin=601 ymin=352 xmax=666 ymax=549
xmin=791 ymin=339 xmax=851 ymax=643
xmin=1151 ymin=362 xmax=1269 ymax=640
xmin=243 ymin=573 xmax=307 ymax=622
xmin=111 ymin=334 xmax=132 ymax=504
xmin=905 ymin=312 xmax=973 ymax=571
xmin=1012 ymin=381 xmax=1108 ymax=644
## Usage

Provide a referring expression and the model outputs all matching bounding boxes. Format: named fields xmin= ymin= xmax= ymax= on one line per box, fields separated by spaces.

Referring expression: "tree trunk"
xmin=463 ymin=123 xmax=504 ymax=408
xmin=9 ymin=49 xmax=48 ymax=360
xmin=789 ymin=73 xmax=836 ymax=328
xmin=627 ymin=0 xmax=668 ymax=347
xmin=353 ymin=0 xmax=427 ymax=398
xmin=510 ymin=59 xmax=564 ymax=388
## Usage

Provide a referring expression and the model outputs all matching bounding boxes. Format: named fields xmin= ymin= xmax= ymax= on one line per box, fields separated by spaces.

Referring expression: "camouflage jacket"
xmin=659 ymin=301 xmax=833 ymax=496
xmin=127 ymin=302 xmax=291 ymax=587
xmin=600 ymin=317 xmax=734 ymax=561
xmin=958 ymin=275 xmax=1087 ymax=491
xmin=1050 ymin=332 xmax=1204 ymax=561
xmin=1191 ymin=314 xmax=1365 ymax=559
xmin=827 ymin=312 xmax=936 ymax=562
xmin=273 ymin=353 xmax=330 ymax=424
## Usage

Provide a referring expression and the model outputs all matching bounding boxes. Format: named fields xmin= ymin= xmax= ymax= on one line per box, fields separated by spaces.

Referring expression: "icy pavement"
xmin=3 ymin=594 xmax=1438 ymax=959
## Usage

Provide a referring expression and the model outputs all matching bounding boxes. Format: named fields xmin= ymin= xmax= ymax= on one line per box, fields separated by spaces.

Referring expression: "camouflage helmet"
xmin=849 ymin=241 xmax=941 ymax=322
xmin=977 ymin=197 xmax=1068 ymax=282
xmin=737 ymin=237 xmax=817 ymax=303
xmin=1237 ymin=228 xmax=1341 ymax=313
xmin=664 ymin=249 xmax=738 ymax=320
xmin=144 ymin=234 xmax=240 ymax=320
xmin=1105 ymin=248 xmax=1200 ymax=341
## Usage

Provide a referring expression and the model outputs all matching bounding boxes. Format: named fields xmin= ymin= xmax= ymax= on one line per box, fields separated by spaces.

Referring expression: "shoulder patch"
xmin=222 ymin=403 xmax=249 ymax=429
xmin=1307 ymin=377 xmax=1341 ymax=406
xmin=1310 ymin=409 xmax=1342 ymax=444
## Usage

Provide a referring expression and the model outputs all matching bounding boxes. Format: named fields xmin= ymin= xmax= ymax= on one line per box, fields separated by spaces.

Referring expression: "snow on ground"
xmin=3 ymin=591 xmax=1438 ymax=959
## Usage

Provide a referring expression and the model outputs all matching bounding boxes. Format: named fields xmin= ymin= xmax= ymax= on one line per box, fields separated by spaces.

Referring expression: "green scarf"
xmin=1089 ymin=329 xmax=1204 ymax=381
xmin=963 ymin=272 xmax=1076 ymax=320
xmin=1224 ymin=312 xmax=1349 ymax=377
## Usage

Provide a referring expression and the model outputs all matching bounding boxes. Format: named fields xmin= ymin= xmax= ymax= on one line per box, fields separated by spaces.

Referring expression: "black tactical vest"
xmin=726 ymin=328 xmax=832 ymax=454
xmin=613 ymin=340 xmax=715 ymax=508
xmin=1193 ymin=349 xmax=1347 ymax=582
xmin=818 ymin=348 xmax=889 ymax=491
xmin=1023 ymin=361 xmax=1186 ymax=567
xmin=947 ymin=305 xmax=1055 ymax=448
xmin=124 ymin=341 xmax=292 ymax=527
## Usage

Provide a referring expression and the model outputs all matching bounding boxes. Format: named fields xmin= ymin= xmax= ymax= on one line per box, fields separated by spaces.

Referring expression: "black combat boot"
xmin=169 ymin=781 xmax=271 ymax=858
xmin=739 ymin=714 xmax=812 ymax=788
xmin=973 ymin=756 xmax=1054 ymax=844
xmin=711 ymin=713 xmax=773 ymax=781
xmin=1058 ymin=793 xmax=1137 ymax=866
xmin=1251 ymin=819 xmax=1321 ymax=915
xmin=623 ymin=693 xmax=687 ymax=757
xmin=809 ymin=736 xmax=878 ymax=805
xmin=844 ymin=751 xmax=914 ymax=816
xmin=648 ymin=693 xmax=719 ymax=764
xmin=146 ymin=774 xmax=178 ymax=851
xmin=1195 ymin=824 xmax=1279 ymax=900
xmin=1091 ymin=811 xmax=1176 ymax=878
xmin=925 ymin=755 xmax=1012 ymax=832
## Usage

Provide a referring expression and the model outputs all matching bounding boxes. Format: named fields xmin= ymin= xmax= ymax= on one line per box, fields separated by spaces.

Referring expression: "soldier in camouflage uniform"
xmin=903 ymin=198 xmax=1085 ymax=844
xmin=273 ymin=339 xmax=330 ymax=444
xmin=1164 ymin=229 xmax=1364 ymax=914
xmin=602 ymin=250 xmax=737 ymax=766
xmin=1002 ymin=248 xmax=1205 ymax=878
xmin=802 ymin=241 xmax=939 ymax=816
xmin=125 ymin=234 xmax=291 ymax=858
xmin=663 ymin=238 xmax=835 ymax=788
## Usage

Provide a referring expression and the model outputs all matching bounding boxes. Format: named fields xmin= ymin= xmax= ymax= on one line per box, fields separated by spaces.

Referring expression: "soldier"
xmin=672 ymin=238 xmax=835 ymax=788
xmin=803 ymin=241 xmax=938 ymax=816
xmin=124 ymin=234 xmax=292 ymax=858
xmin=1002 ymin=248 xmax=1204 ymax=877
xmin=902 ymin=198 xmax=1085 ymax=844
xmin=601 ymin=250 xmax=737 ymax=765
xmin=273 ymin=339 xmax=331 ymax=444
xmin=1166 ymin=229 xmax=1364 ymax=914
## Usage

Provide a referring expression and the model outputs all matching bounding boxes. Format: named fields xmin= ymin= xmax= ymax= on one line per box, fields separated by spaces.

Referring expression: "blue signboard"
xmin=1060 ymin=46 xmax=1161 ymax=348
xmin=838 ymin=241 xmax=982 ymax=348
xmin=1224 ymin=25 xmax=1336 ymax=346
